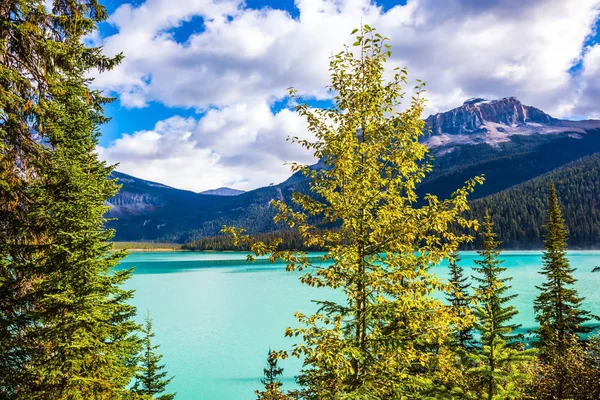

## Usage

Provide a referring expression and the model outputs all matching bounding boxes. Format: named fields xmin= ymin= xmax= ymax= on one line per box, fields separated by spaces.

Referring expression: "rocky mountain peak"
xmin=425 ymin=97 xmax=555 ymax=137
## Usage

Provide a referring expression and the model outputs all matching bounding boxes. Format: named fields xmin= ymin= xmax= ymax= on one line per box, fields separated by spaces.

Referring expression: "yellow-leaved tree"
xmin=225 ymin=25 xmax=483 ymax=399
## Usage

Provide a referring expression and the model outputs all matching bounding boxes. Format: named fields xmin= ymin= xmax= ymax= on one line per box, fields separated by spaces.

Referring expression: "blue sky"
xmin=98 ymin=0 xmax=409 ymax=147
xmin=93 ymin=0 xmax=600 ymax=191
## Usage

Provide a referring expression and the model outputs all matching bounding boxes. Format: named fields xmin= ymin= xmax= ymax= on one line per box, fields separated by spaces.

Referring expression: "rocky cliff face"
xmin=422 ymin=97 xmax=599 ymax=149
xmin=425 ymin=97 xmax=555 ymax=136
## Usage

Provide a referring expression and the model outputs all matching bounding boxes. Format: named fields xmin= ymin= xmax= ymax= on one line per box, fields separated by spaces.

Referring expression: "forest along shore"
xmin=110 ymin=242 xmax=183 ymax=252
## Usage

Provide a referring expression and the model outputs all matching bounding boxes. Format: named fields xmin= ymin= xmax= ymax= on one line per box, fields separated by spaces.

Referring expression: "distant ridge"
xmin=106 ymin=97 xmax=600 ymax=248
xmin=199 ymin=187 xmax=245 ymax=196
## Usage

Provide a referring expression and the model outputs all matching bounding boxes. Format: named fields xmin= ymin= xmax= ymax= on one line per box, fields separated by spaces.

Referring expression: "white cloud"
xmin=94 ymin=0 xmax=600 ymax=113
xmin=95 ymin=0 xmax=600 ymax=190
xmin=574 ymin=44 xmax=600 ymax=118
xmin=98 ymin=102 xmax=314 ymax=192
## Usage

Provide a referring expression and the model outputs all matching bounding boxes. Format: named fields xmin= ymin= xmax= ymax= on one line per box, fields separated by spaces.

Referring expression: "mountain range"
xmin=106 ymin=97 xmax=600 ymax=248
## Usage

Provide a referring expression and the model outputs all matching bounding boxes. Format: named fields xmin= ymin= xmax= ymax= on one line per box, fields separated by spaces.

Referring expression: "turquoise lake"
xmin=119 ymin=251 xmax=600 ymax=400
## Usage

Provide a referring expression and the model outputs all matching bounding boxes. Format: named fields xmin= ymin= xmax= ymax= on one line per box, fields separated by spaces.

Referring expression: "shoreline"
xmin=123 ymin=248 xmax=185 ymax=252
xmin=119 ymin=248 xmax=600 ymax=253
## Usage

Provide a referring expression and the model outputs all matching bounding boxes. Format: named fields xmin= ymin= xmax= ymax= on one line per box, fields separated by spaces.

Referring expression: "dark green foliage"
xmin=420 ymin=130 xmax=600 ymax=203
xmin=532 ymin=182 xmax=593 ymax=399
xmin=255 ymin=350 xmax=292 ymax=400
xmin=469 ymin=154 xmax=600 ymax=249
xmin=1 ymin=0 xmax=139 ymax=397
xmin=261 ymin=349 xmax=284 ymax=387
xmin=133 ymin=312 xmax=175 ymax=400
xmin=468 ymin=213 xmax=534 ymax=399
xmin=446 ymin=252 xmax=474 ymax=349
xmin=471 ymin=213 xmax=521 ymax=342
xmin=534 ymin=181 xmax=593 ymax=351
xmin=182 ymin=230 xmax=325 ymax=251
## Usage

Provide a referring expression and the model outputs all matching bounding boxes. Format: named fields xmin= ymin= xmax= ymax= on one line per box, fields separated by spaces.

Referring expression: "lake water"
xmin=119 ymin=251 xmax=600 ymax=400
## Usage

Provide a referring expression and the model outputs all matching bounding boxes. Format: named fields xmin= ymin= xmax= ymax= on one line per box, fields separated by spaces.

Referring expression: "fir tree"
xmin=1 ymin=0 xmax=139 ymax=397
xmin=225 ymin=26 xmax=483 ymax=398
xmin=534 ymin=181 xmax=592 ymax=349
xmin=255 ymin=349 xmax=290 ymax=400
xmin=133 ymin=311 xmax=175 ymax=400
xmin=469 ymin=212 xmax=534 ymax=400
xmin=533 ymin=181 xmax=593 ymax=399
xmin=446 ymin=251 xmax=474 ymax=349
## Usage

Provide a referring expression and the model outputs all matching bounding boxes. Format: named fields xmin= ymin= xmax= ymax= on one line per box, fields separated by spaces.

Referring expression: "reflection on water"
xmin=118 ymin=252 xmax=326 ymax=274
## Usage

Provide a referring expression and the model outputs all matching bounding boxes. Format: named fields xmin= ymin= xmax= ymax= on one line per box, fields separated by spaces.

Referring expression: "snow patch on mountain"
xmin=423 ymin=97 xmax=600 ymax=148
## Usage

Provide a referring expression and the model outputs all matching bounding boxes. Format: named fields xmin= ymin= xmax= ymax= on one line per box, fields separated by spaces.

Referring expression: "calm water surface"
xmin=119 ymin=251 xmax=600 ymax=400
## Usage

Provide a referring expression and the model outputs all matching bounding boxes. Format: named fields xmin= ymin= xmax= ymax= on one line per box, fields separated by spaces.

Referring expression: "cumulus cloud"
xmin=94 ymin=0 xmax=600 ymax=113
xmin=98 ymin=101 xmax=314 ymax=192
xmin=574 ymin=44 xmax=600 ymax=118
xmin=95 ymin=0 xmax=600 ymax=190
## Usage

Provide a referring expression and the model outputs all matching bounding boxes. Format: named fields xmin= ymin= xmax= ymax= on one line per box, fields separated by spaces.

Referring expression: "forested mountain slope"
xmin=468 ymin=154 xmax=600 ymax=249
xmin=420 ymin=129 xmax=600 ymax=200
xmin=107 ymin=171 xmax=308 ymax=242
xmin=107 ymin=98 xmax=600 ymax=245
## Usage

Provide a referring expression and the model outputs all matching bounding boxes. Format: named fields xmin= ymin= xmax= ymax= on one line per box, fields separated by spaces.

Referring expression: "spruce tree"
xmin=533 ymin=181 xmax=593 ymax=399
xmin=225 ymin=26 xmax=483 ymax=398
xmin=446 ymin=251 xmax=474 ymax=349
xmin=469 ymin=212 xmax=534 ymax=400
xmin=1 ymin=1 xmax=139 ymax=397
xmin=133 ymin=312 xmax=175 ymax=400
xmin=534 ymin=181 xmax=592 ymax=350
xmin=255 ymin=349 xmax=290 ymax=400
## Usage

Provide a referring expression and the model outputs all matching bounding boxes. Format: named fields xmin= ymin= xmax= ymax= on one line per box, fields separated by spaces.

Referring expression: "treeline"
xmin=255 ymin=183 xmax=600 ymax=400
xmin=469 ymin=154 xmax=600 ymax=249
xmin=184 ymin=155 xmax=600 ymax=252
xmin=182 ymin=230 xmax=326 ymax=251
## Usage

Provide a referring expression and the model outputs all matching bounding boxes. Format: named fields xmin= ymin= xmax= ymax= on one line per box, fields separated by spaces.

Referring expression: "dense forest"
xmin=182 ymin=230 xmax=325 ymax=251
xmin=184 ymin=154 xmax=600 ymax=251
xmin=420 ymin=130 xmax=600 ymax=201
xmin=469 ymin=154 xmax=600 ymax=249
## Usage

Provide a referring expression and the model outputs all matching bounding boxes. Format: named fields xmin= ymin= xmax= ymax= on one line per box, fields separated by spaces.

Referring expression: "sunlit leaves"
xmin=226 ymin=25 xmax=482 ymax=398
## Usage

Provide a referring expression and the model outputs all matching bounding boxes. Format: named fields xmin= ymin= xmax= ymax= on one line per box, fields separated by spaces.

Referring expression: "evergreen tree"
xmin=262 ymin=349 xmax=284 ymax=388
xmin=133 ymin=312 xmax=175 ymax=400
xmin=534 ymin=181 xmax=592 ymax=349
xmin=469 ymin=212 xmax=534 ymax=400
xmin=446 ymin=251 xmax=474 ymax=349
xmin=533 ymin=181 xmax=593 ymax=399
xmin=225 ymin=25 xmax=483 ymax=398
xmin=255 ymin=349 xmax=290 ymax=400
xmin=1 ymin=1 xmax=139 ymax=397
